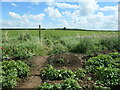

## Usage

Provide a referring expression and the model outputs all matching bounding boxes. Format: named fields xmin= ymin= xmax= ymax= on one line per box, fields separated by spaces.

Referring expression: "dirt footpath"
xmin=15 ymin=56 xmax=48 ymax=89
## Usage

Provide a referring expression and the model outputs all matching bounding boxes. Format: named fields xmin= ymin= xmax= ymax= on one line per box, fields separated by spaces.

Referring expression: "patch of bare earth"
xmin=15 ymin=56 xmax=48 ymax=89
xmin=46 ymin=53 xmax=85 ymax=70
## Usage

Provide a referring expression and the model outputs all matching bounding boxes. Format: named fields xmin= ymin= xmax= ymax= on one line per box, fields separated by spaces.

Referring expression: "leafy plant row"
xmin=40 ymin=65 xmax=86 ymax=80
xmin=86 ymin=52 xmax=120 ymax=87
xmin=40 ymin=52 xmax=120 ymax=89
xmin=37 ymin=78 xmax=111 ymax=90
xmin=37 ymin=78 xmax=81 ymax=90
xmin=1 ymin=60 xmax=30 ymax=88
xmin=2 ymin=41 xmax=35 ymax=60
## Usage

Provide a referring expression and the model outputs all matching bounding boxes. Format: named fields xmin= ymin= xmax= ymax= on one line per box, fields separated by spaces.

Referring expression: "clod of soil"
xmin=46 ymin=53 xmax=85 ymax=70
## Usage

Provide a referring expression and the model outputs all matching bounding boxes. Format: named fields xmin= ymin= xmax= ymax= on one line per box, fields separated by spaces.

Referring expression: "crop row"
xmin=1 ymin=60 xmax=30 ymax=88
xmin=1 ymin=52 xmax=120 ymax=89
xmin=38 ymin=52 xmax=120 ymax=89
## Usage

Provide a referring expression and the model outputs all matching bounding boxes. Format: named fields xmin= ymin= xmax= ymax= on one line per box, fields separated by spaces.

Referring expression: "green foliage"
xmin=109 ymin=52 xmax=120 ymax=59
xmin=40 ymin=65 xmax=75 ymax=80
xmin=49 ymin=43 xmax=68 ymax=55
xmin=75 ymin=68 xmax=86 ymax=79
xmin=15 ymin=61 xmax=30 ymax=78
xmin=2 ymin=75 xmax=17 ymax=88
xmin=70 ymin=39 xmax=95 ymax=54
xmin=18 ymin=33 xmax=31 ymax=41
xmin=2 ymin=41 xmax=35 ymax=60
xmin=2 ymin=60 xmax=30 ymax=88
xmin=44 ymin=38 xmax=54 ymax=46
xmin=61 ymin=78 xmax=81 ymax=90
xmin=109 ymin=52 xmax=120 ymax=69
xmin=59 ymin=69 xmax=76 ymax=79
xmin=37 ymin=83 xmax=62 ymax=90
xmin=86 ymin=55 xmax=114 ymax=72
xmin=2 ymin=30 xmax=118 ymax=59
xmin=2 ymin=60 xmax=30 ymax=78
xmin=113 ymin=58 xmax=120 ymax=68
xmin=2 ymin=54 xmax=10 ymax=60
xmin=40 ymin=65 xmax=59 ymax=80
xmin=37 ymin=79 xmax=81 ymax=90
xmin=53 ymin=83 xmax=62 ymax=90
xmin=86 ymin=53 xmax=120 ymax=88
xmin=37 ymin=82 xmax=54 ymax=90
xmin=2 ymin=30 xmax=119 ymax=89
xmin=95 ymin=67 xmax=120 ymax=87
xmin=60 ymin=36 xmax=79 ymax=51
xmin=100 ymin=37 xmax=120 ymax=51
xmin=95 ymin=85 xmax=111 ymax=90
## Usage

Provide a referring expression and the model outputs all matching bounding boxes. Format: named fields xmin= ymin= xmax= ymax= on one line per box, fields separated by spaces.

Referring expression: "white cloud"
xmin=62 ymin=0 xmax=99 ymax=16
xmin=9 ymin=12 xmax=45 ymax=21
xmin=61 ymin=9 xmax=118 ymax=30
xmin=22 ymin=13 xmax=45 ymax=21
xmin=1 ymin=19 xmax=43 ymax=28
xmin=2 ymin=1 xmax=118 ymax=30
xmin=53 ymin=3 xmax=80 ymax=9
xmin=11 ymin=3 xmax=17 ymax=7
xmin=60 ymin=1 xmax=117 ymax=30
xmin=79 ymin=0 xmax=99 ymax=15
xmin=8 ymin=12 xmax=21 ymax=19
xmin=7 ymin=12 xmax=45 ymax=28
xmin=100 ymin=5 xmax=118 ymax=11
xmin=28 ymin=14 xmax=45 ymax=20
xmin=44 ymin=7 xmax=62 ymax=18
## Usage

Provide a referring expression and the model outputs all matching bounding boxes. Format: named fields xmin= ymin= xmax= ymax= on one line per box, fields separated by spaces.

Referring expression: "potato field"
xmin=1 ymin=30 xmax=120 ymax=90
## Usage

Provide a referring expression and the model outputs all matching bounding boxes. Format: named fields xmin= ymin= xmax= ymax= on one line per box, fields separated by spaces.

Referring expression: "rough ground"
xmin=15 ymin=56 xmax=48 ymax=89
xmin=15 ymin=53 xmax=85 ymax=89
xmin=11 ymin=51 xmax=119 ymax=89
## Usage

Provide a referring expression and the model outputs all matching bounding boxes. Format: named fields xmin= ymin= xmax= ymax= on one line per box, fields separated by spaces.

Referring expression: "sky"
xmin=0 ymin=0 xmax=119 ymax=30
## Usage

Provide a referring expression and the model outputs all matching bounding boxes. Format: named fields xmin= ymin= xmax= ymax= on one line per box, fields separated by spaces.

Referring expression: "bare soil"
xmin=15 ymin=56 xmax=48 ymax=89
xmin=14 ymin=53 xmax=92 ymax=89
xmin=46 ymin=53 xmax=85 ymax=70
xmin=14 ymin=51 xmax=117 ymax=89
xmin=15 ymin=53 xmax=86 ymax=89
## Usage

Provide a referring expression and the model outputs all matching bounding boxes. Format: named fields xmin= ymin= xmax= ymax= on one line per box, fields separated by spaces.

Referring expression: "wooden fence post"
xmin=39 ymin=25 xmax=41 ymax=40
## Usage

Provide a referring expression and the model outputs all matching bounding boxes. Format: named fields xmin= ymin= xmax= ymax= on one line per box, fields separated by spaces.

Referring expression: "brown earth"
xmin=15 ymin=56 xmax=48 ymax=89
xmin=15 ymin=53 xmax=85 ymax=89
xmin=46 ymin=53 xmax=85 ymax=70
xmin=14 ymin=51 xmax=116 ymax=89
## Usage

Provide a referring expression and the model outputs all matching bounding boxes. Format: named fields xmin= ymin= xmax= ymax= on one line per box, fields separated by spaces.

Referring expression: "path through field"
xmin=16 ymin=56 xmax=48 ymax=89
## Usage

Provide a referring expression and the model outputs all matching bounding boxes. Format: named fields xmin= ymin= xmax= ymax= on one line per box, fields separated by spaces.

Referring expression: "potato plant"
xmin=75 ymin=68 xmax=86 ymax=79
xmin=86 ymin=55 xmax=114 ymax=72
xmin=86 ymin=52 xmax=120 ymax=88
xmin=2 ymin=60 xmax=30 ymax=88
xmin=109 ymin=52 xmax=120 ymax=59
xmin=95 ymin=67 xmax=120 ymax=87
xmin=37 ymin=83 xmax=61 ymax=90
xmin=2 ymin=41 xmax=35 ymax=60
xmin=40 ymin=65 xmax=76 ymax=80
xmin=61 ymin=78 xmax=82 ymax=89
xmin=37 ymin=79 xmax=81 ymax=90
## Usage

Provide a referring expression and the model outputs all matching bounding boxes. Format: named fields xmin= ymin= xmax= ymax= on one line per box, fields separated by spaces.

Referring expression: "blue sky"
xmin=1 ymin=1 xmax=118 ymax=30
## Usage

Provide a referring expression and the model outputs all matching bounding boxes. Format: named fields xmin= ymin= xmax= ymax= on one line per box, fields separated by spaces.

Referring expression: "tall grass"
xmin=2 ymin=30 xmax=119 ymax=60
xmin=99 ymin=37 xmax=120 ymax=51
